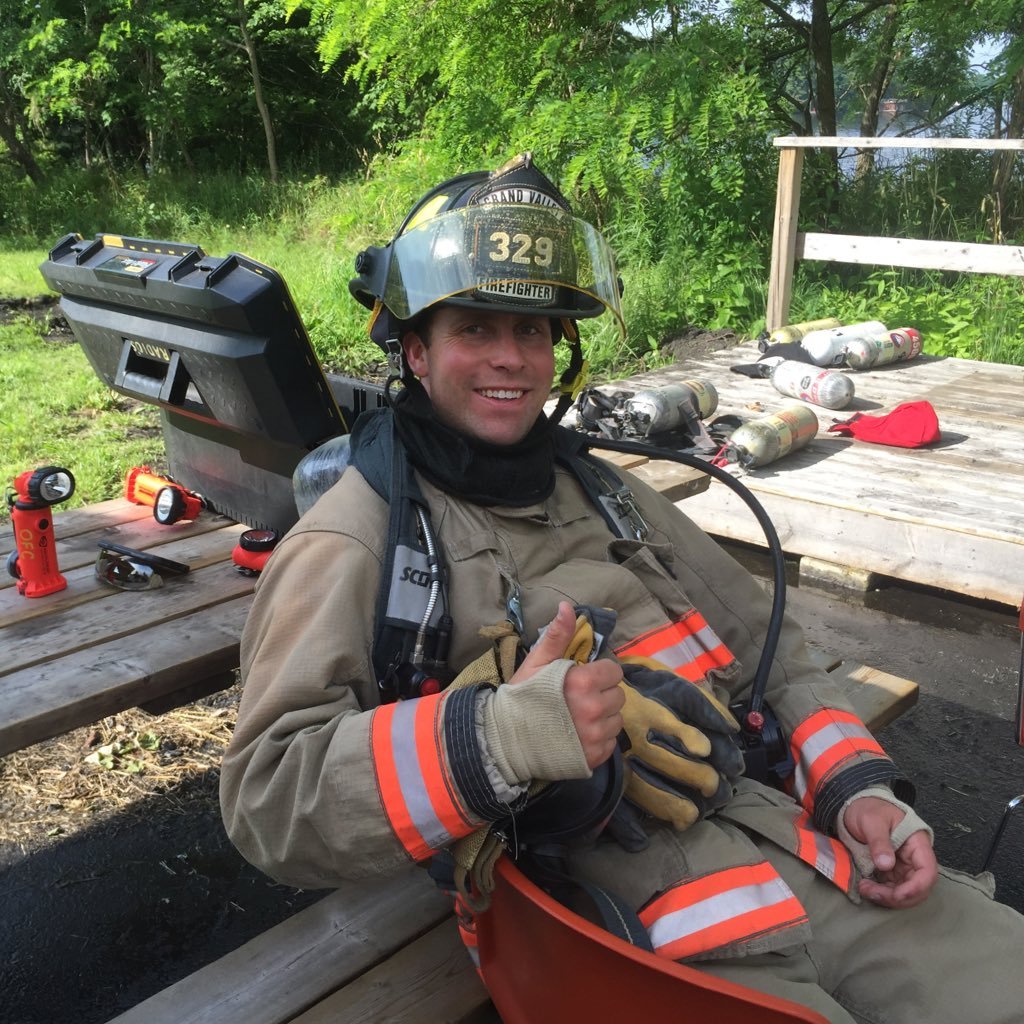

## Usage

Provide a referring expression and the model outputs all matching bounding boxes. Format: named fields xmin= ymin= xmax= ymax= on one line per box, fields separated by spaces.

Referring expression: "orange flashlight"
xmin=124 ymin=466 xmax=205 ymax=525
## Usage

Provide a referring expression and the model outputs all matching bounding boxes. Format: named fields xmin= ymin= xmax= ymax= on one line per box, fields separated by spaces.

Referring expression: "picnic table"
xmin=0 ymin=497 xmax=253 ymax=757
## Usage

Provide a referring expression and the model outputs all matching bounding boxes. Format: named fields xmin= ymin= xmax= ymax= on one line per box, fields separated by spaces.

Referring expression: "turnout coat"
xmin=220 ymin=452 xmax=896 ymax=963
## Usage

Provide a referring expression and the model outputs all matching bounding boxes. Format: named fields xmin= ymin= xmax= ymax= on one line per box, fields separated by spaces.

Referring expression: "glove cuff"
xmin=836 ymin=785 xmax=934 ymax=877
xmin=481 ymin=660 xmax=590 ymax=787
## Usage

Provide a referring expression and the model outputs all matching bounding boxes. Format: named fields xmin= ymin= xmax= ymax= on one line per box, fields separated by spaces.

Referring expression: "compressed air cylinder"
xmin=846 ymin=327 xmax=923 ymax=370
xmin=770 ymin=360 xmax=855 ymax=410
xmin=766 ymin=317 xmax=842 ymax=345
xmin=292 ymin=434 xmax=352 ymax=516
xmin=800 ymin=320 xmax=888 ymax=367
xmin=725 ymin=405 xmax=820 ymax=468
xmin=622 ymin=380 xmax=719 ymax=435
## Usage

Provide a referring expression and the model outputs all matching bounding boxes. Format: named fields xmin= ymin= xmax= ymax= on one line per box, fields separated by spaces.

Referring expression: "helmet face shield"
xmin=378 ymin=204 xmax=624 ymax=335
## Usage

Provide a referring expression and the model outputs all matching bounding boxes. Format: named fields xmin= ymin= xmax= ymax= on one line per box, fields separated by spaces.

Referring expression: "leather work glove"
xmin=609 ymin=661 xmax=745 ymax=847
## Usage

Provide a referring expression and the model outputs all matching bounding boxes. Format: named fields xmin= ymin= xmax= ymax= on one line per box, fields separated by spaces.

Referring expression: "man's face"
xmin=402 ymin=306 xmax=556 ymax=446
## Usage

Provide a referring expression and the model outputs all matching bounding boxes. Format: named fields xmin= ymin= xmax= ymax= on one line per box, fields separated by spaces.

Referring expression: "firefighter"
xmin=220 ymin=153 xmax=1024 ymax=1023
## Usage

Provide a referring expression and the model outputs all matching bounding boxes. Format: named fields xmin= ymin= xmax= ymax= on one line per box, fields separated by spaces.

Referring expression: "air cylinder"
xmin=725 ymin=406 xmax=820 ymax=468
xmin=623 ymin=380 xmax=719 ymax=436
xmin=800 ymin=320 xmax=888 ymax=367
xmin=769 ymin=360 xmax=855 ymax=410
xmin=845 ymin=327 xmax=923 ymax=370
xmin=766 ymin=317 xmax=842 ymax=345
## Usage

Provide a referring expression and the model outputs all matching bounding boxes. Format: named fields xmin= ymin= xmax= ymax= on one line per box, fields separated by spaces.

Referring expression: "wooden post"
xmin=766 ymin=145 xmax=804 ymax=331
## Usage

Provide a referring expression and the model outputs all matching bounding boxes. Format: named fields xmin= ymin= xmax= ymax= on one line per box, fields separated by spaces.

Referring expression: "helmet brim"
xmin=359 ymin=204 xmax=625 ymax=337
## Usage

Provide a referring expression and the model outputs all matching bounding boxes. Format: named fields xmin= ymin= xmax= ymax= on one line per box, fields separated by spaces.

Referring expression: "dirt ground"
xmin=3 ymin=312 xmax=1023 ymax=1023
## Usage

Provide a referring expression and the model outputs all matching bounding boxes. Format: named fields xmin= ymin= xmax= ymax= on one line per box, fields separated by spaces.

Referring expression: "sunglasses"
xmin=95 ymin=542 xmax=191 ymax=591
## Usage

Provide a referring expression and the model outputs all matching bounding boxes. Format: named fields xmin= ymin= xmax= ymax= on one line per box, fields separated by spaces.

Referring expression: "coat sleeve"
xmin=620 ymin=468 xmax=898 ymax=835
xmin=218 ymin=473 xmax=521 ymax=889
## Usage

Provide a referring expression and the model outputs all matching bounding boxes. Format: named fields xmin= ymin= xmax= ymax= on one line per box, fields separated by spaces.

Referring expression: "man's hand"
xmin=512 ymin=601 xmax=624 ymax=769
xmin=843 ymin=795 xmax=939 ymax=908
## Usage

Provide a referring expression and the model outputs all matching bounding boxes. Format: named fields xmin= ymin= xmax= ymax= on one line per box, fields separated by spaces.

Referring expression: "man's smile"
xmin=478 ymin=388 xmax=527 ymax=400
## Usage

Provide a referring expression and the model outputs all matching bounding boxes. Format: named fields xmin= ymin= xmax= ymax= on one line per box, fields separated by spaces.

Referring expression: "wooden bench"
xmin=106 ymin=656 xmax=917 ymax=1024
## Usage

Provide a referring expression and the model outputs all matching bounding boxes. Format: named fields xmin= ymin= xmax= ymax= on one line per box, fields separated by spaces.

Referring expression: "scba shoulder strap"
xmin=350 ymin=407 xmax=453 ymax=701
xmin=349 ymin=412 xmax=644 ymax=701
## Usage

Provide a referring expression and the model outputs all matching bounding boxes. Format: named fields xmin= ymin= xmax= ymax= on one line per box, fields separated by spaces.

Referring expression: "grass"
xmin=0 ymin=250 xmax=49 ymax=298
xmin=0 ymin=312 xmax=164 ymax=517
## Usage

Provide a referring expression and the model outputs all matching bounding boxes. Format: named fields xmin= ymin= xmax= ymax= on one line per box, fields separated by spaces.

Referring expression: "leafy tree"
xmin=1 ymin=0 xmax=370 ymax=180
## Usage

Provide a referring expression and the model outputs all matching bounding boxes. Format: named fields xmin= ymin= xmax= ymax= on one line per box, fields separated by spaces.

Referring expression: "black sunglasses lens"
xmin=95 ymin=553 xmax=163 ymax=591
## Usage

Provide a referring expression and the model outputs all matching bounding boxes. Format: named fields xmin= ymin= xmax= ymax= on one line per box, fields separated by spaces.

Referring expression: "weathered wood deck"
xmin=603 ymin=344 xmax=1024 ymax=608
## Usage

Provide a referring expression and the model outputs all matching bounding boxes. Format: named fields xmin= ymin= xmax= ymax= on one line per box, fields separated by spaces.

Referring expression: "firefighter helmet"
xmin=349 ymin=152 xmax=625 ymax=348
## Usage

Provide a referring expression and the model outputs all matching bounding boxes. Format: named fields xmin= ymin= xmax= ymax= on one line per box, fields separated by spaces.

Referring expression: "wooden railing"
xmin=766 ymin=135 xmax=1024 ymax=330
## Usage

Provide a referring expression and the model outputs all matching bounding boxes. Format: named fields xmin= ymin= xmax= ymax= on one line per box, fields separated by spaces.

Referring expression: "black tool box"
xmin=40 ymin=233 xmax=385 ymax=532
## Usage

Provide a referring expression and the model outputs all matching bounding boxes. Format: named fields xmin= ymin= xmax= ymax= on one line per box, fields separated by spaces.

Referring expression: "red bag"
xmin=828 ymin=400 xmax=940 ymax=448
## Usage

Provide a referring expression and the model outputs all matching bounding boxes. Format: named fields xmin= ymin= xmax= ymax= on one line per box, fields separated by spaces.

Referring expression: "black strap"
xmin=517 ymin=847 xmax=654 ymax=951
xmin=350 ymin=408 xmax=451 ymax=695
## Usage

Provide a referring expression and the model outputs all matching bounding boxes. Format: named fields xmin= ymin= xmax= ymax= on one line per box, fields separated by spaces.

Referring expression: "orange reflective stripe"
xmin=794 ymin=811 xmax=853 ymax=891
xmin=639 ymin=862 xmax=807 ymax=961
xmin=789 ymin=708 xmax=886 ymax=809
xmin=370 ymin=693 xmax=474 ymax=860
xmin=614 ymin=611 xmax=735 ymax=683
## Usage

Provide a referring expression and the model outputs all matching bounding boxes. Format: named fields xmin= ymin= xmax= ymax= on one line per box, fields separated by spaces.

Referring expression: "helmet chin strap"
xmin=549 ymin=318 xmax=587 ymax=426
xmin=368 ymin=300 xmax=409 ymax=404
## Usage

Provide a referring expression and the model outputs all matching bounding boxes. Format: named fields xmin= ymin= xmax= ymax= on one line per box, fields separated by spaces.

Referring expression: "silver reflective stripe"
xmin=811 ymin=829 xmax=840 ymax=881
xmin=388 ymin=699 xmax=452 ymax=849
xmin=792 ymin=718 xmax=875 ymax=799
xmin=647 ymin=875 xmax=797 ymax=950
xmin=385 ymin=543 xmax=443 ymax=626
xmin=644 ymin=621 xmax=723 ymax=672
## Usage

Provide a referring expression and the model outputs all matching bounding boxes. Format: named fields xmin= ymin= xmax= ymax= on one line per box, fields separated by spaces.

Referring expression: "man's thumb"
xmin=514 ymin=601 xmax=575 ymax=681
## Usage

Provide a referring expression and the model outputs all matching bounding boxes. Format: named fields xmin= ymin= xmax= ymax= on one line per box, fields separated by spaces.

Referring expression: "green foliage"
xmin=788 ymin=265 xmax=1024 ymax=365
xmin=2 ymin=0 xmax=370 ymax=180
xmin=0 ymin=315 xmax=164 ymax=511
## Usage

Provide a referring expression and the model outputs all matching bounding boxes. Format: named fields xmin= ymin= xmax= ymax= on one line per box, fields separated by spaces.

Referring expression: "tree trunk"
xmin=238 ymin=0 xmax=279 ymax=184
xmin=990 ymin=63 xmax=1024 ymax=242
xmin=0 ymin=76 xmax=43 ymax=184
xmin=809 ymin=0 xmax=840 ymax=221
xmin=809 ymin=0 xmax=837 ymax=137
xmin=855 ymin=3 xmax=900 ymax=181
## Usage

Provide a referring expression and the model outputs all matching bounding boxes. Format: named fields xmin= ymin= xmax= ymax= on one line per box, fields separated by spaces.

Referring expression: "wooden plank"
xmin=106 ymin=868 xmax=453 ymax=1024
xmin=606 ymin=350 xmax=1024 ymax=607
xmin=832 ymin=662 xmax=919 ymax=732
xmin=1 ymin=557 xmax=255 ymax=677
xmin=678 ymin=479 xmax=1024 ymax=607
xmin=0 ymin=596 xmax=252 ymax=755
xmin=627 ymin=458 xmax=710 ymax=502
xmin=767 ymin=145 xmax=804 ymax=330
xmin=798 ymin=231 xmax=1024 ymax=277
xmin=290 ymin=919 xmax=497 ymax=1024
xmin=600 ymin=450 xmax=652 ymax=471
xmin=0 ymin=524 xmax=247 ymax=627
xmin=774 ymin=136 xmax=1024 ymax=151
xmin=0 ymin=505 xmax=239 ymax=593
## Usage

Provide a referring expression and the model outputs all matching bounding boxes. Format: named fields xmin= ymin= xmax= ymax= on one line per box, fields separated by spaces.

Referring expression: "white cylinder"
xmin=623 ymin=380 xmax=719 ymax=435
xmin=292 ymin=434 xmax=351 ymax=516
xmin=800 ymin=320 xmax=888 ymax=367
xmin=770 ymin=360 xmax=855 ymax=409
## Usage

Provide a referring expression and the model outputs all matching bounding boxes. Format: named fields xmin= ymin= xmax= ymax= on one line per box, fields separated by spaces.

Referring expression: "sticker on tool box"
xmin=96 ymin=253 xmax=160 ymax=278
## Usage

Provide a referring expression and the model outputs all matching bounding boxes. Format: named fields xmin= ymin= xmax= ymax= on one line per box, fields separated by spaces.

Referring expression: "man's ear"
xmin=402 ymin=330 xmax=428 ymax=379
